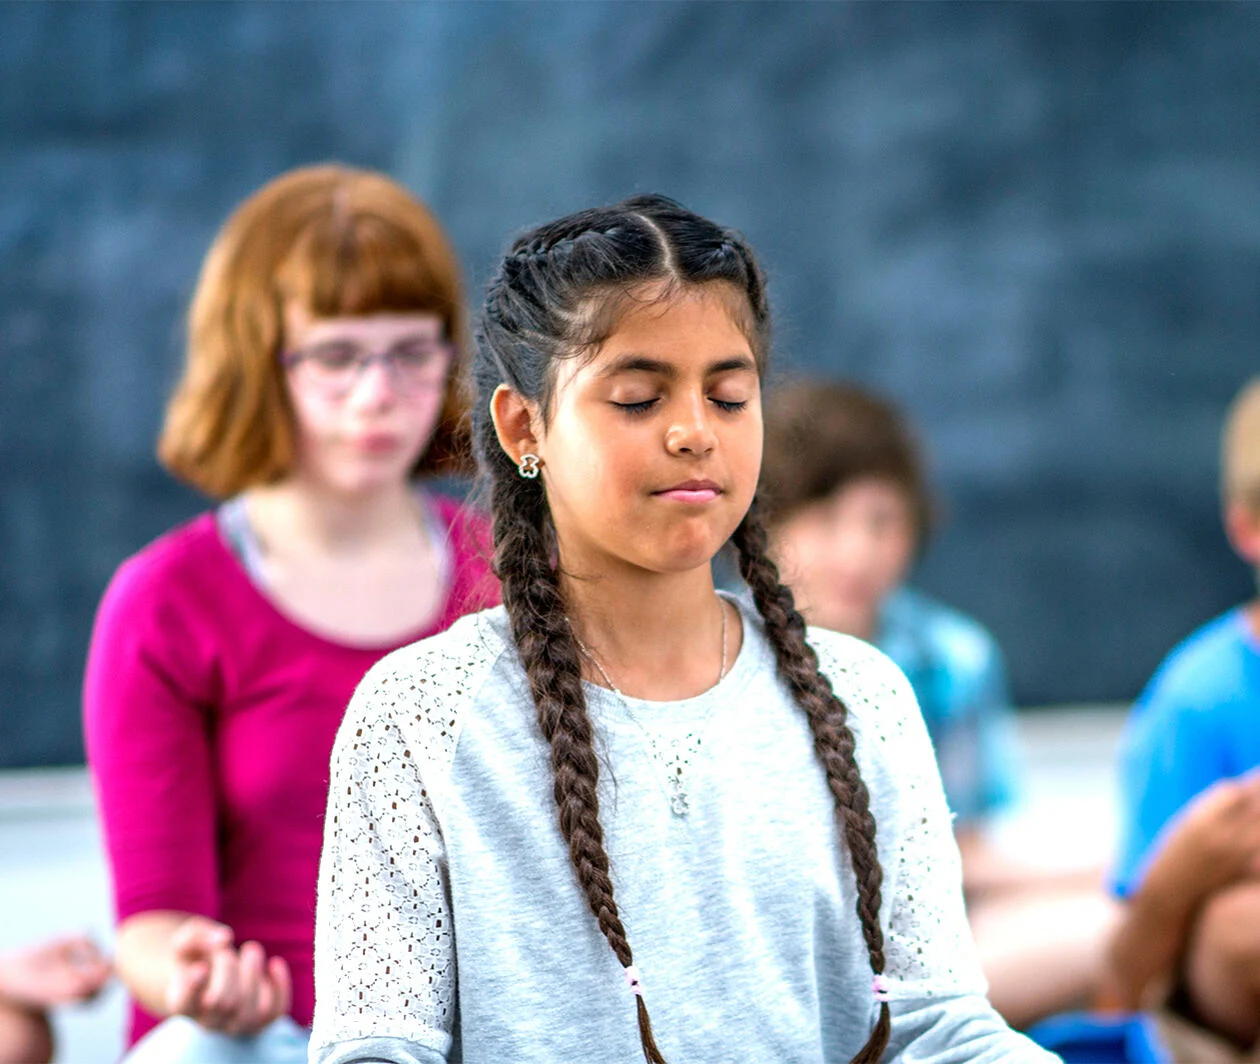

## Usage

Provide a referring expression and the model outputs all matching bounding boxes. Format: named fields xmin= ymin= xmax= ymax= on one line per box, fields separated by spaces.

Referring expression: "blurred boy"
xmin=1103 ymin=378 xmax=1260 ymax=1051
xmin=761 ymin=380 xmax=1115 ymax=1028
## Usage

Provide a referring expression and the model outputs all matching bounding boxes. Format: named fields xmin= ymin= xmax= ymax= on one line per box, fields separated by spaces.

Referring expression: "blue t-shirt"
xmin=875 ymin=587 xmax=1020 ymax=826
xmin=1111 ymin=606 xmax=1260 ymax=898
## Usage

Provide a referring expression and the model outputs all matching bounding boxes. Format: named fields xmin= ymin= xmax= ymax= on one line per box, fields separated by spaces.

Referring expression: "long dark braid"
xmin=733 ymin=501 xmax=891 ymax=1063
xmin=482 ymin=434 xmax=666 ymax=1063
xmin=474 ymin=194 xmax=887 ymax=1064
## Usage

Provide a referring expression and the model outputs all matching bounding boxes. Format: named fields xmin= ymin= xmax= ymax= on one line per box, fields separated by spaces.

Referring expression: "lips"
xmin=352 ymin=433 xmax=402 ymax=453
xmin=653 ymin=479 xmax=723 ymax=503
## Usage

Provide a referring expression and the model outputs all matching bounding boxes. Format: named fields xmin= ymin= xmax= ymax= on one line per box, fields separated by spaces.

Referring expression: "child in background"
xmin=761 ymin=381 xmax=1115 ymax=1028
xmin=84 ymin=165 xmax=496 ymax=1063
xmin=310 ymin=195 xmax=1053 ymax=1063
xmin=1103 ymin=378 xmax=1260 ymax=1055
xmin=0 ymin=936 xmax=111 ymax=1063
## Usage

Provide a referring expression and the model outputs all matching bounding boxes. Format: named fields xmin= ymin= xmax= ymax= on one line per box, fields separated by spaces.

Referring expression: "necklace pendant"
xmin=669 ymin=792 xmax=690 ymax=817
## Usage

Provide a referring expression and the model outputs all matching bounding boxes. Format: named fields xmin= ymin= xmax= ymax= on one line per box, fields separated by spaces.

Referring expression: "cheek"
xmin=777 ymin=524 xmax=828 ymax=577
xmin=286 ymin=390 xmax=338 ymax=447
xmin=732 ymin=427 xmax=763 ymax=500
xmin=551 ymin=419 xmax=641 ymax=500
xmin=400 ymin=392 xmax=446 ymax=444
xmin=871 ymin=530 xmax=916 ymax=584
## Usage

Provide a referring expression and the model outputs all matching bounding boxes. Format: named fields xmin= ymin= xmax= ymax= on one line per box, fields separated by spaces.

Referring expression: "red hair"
xmin=159 ymin=164 xmax=468 ymax=498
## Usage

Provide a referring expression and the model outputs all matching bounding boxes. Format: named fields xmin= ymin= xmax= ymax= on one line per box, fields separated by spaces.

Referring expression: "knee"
xmin=123 ymin=1016 xmax=308 ymax=1064
xmin=1191 ymin=880 xmax=1260 ymax=977
xmin=123 ymin=1016 xmax=256 ymax=1064
xmin=0 ymin=1005 xmax=53 ymax=1064
xmin=123 ymin=1017 xmax=204 ymax=1064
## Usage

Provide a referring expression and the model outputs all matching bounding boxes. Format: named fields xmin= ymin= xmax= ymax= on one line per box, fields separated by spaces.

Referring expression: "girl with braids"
xmin=311 ymin=195 xmax=1055 ymax=1064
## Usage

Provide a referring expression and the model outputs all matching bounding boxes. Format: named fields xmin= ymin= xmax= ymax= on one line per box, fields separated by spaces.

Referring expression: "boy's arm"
xmin=1103 ymin=773 xmax=1260 ymax=1008
xmin=1102 ymin=831 xmax=1206 ymax=1008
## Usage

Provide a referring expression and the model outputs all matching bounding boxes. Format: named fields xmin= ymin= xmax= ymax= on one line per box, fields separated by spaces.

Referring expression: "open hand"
xmin=165 ymin=917 xmax=290 ymax=1035
xmin=0 ymin=935 xmax=112 ymax=1009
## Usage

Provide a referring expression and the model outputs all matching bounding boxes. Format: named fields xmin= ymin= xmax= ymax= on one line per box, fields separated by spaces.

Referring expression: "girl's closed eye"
xmin=611 ymin=397 xmax=659 ymax=415
xmin=709 ymin=384 xmax=752 ymax=413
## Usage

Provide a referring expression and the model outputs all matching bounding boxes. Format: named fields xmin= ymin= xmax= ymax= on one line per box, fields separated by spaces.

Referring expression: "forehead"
xmin=559 ymin=284 xmax=756 ymax=384
xmin=827 ymin=476 xmax=915 ymax=511
xmin=605 ymin=287 xmax=750 ymax=349
xmin=284 ymin=305 xmax=444 ymax=346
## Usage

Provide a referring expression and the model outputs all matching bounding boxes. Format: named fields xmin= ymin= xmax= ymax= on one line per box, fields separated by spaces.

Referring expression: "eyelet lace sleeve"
xmin=813 ymin=630 xmax=988 ymax=1001
xmin=311 ymin=620 xmax=502 ymax=1063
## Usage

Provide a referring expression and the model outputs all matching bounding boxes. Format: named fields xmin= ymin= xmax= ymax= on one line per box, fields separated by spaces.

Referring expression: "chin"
xmin=328 ymin=467 xmax=412 ymax=496
xmin=658 ymin=550 xmax=720 ymax=574
xmin=644 ymin=537 xmax=729 ymax=575
xmin=660 ymin=512 xmax=744 ymax=567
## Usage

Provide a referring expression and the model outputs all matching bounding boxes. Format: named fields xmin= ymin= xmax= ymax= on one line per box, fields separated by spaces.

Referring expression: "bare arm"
xmin=1101 ymin=774 xmax=1260 ymax=1009
xmin=957 ymin=828 xmax=1103 ymax=900
xmin=117 ymin=911 xmax=290 ymax=1034
xmin=116 ymin=911 xmax=208 ymax=1016
xmin=1100 ymin=851 xmax=1203 ymax=1009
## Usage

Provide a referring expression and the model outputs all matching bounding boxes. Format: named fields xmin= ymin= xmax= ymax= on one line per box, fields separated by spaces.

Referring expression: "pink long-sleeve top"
xmin=83 ymin=495 xmax=498 ymax=1046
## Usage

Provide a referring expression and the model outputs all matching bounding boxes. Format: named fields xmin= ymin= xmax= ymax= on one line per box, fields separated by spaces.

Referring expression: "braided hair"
xmin=473 ymin=194 xmax=890 ymax=1064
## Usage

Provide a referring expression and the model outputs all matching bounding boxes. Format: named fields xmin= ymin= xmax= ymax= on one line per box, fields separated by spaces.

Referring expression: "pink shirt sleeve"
xmin=83 ymin=544 xmax=222 ymax=923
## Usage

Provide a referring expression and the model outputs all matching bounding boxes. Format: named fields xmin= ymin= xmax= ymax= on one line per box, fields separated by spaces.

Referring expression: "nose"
xmin=665 ymin=395 xmax=717 ymax=457
xmin=346 ymin=357 xmax=398 ymax=409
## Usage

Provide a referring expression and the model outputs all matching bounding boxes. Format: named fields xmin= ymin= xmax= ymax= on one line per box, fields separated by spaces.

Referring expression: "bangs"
xmin=278 ymin=210 xmax=456 ymax=326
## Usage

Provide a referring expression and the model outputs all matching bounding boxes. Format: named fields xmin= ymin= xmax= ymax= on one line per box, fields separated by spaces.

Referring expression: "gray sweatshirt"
xmin=311 ymin=601 xmax=1057 ymax=1064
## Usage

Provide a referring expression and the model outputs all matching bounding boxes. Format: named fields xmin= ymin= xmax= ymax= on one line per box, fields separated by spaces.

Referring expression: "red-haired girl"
xmin=84 ymin=165 xmax=496 ymax=1062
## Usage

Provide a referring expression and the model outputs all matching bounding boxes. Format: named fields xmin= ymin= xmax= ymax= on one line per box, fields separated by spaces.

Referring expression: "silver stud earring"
xmin=518 ymin=453 xmax=542 ymax=479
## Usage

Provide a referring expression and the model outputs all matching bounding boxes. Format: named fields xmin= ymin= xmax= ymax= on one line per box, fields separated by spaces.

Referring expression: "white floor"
xmin=0 ymin=705 xmax=1128 ymax=1064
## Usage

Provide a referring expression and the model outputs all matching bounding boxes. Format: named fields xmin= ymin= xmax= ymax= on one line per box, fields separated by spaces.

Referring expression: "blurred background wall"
xmin=3 ymin=1 xmax=1259 ymax=767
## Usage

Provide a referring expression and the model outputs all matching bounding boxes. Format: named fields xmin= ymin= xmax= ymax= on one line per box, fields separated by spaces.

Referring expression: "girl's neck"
xmin=844 ymin=610 xmax=878 ymax=643
xmin=245 ymin=475 xmax=422 ymax=559
xmin=561 ymin=562 xmax=741 ymax=702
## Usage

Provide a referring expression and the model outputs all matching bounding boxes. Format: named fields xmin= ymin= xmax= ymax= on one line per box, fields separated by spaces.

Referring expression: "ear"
xmin=489 ymin=385 xmax=543 ymax=468
xmin=1225 ymin=501 xmax=1260 ymax=567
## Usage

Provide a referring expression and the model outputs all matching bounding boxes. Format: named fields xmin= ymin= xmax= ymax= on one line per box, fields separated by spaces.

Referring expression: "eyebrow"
xmin=596 ymin=354 xmax=758 ymax=379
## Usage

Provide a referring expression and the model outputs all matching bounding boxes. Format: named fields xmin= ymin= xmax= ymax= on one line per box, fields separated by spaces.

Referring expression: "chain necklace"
xmin=572 ymin=599 xmax=728 ymax=817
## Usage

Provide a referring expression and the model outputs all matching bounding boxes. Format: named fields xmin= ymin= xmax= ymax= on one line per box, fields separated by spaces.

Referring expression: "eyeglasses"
xmin=281 ymin=338 xmax=451 ymax=399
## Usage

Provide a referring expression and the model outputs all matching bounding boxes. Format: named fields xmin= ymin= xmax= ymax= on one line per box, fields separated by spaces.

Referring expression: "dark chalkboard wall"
xmin=3 ymin=1 xmax=1259 ymax=766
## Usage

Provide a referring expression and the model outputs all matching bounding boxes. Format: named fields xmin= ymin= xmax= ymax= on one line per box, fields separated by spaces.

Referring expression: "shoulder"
xmin=1140 ymin=610 xmax=1253 ymax=714
xmin=338 ymin=607 xmax=513 ymax=772
xmin=808 ymin=624 xmax=907 ymax=691
xmin=85 ymin=514 xmax=236 ymax=717
xmin=802 ymin=625 xmax=949 ymax=844
xmin=883 ymin=587 xmax=1003 ymax=675
xmin=427 ymin=491 xmax=491 ymax=550
xmin=1118 ymin=612 xmax=1252 ymax=778
xmin=425 ymin=491 xmax=499 ymax=610
xmin=95 ymin=513 xmax=229 ymax=625
xmin=806 ymin=626 xmax=923 ymax=749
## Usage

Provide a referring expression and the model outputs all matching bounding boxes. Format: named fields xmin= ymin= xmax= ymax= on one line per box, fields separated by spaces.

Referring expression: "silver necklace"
xmin=572 ymin=599 xmax=729 ymax=817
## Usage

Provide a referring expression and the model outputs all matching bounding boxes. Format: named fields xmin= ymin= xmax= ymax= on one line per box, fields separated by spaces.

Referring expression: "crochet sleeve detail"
xmin=812 ymin=630 xmax=988 ymax=1000
xmin=311 ymin=619 xmax=503 ymax=1060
